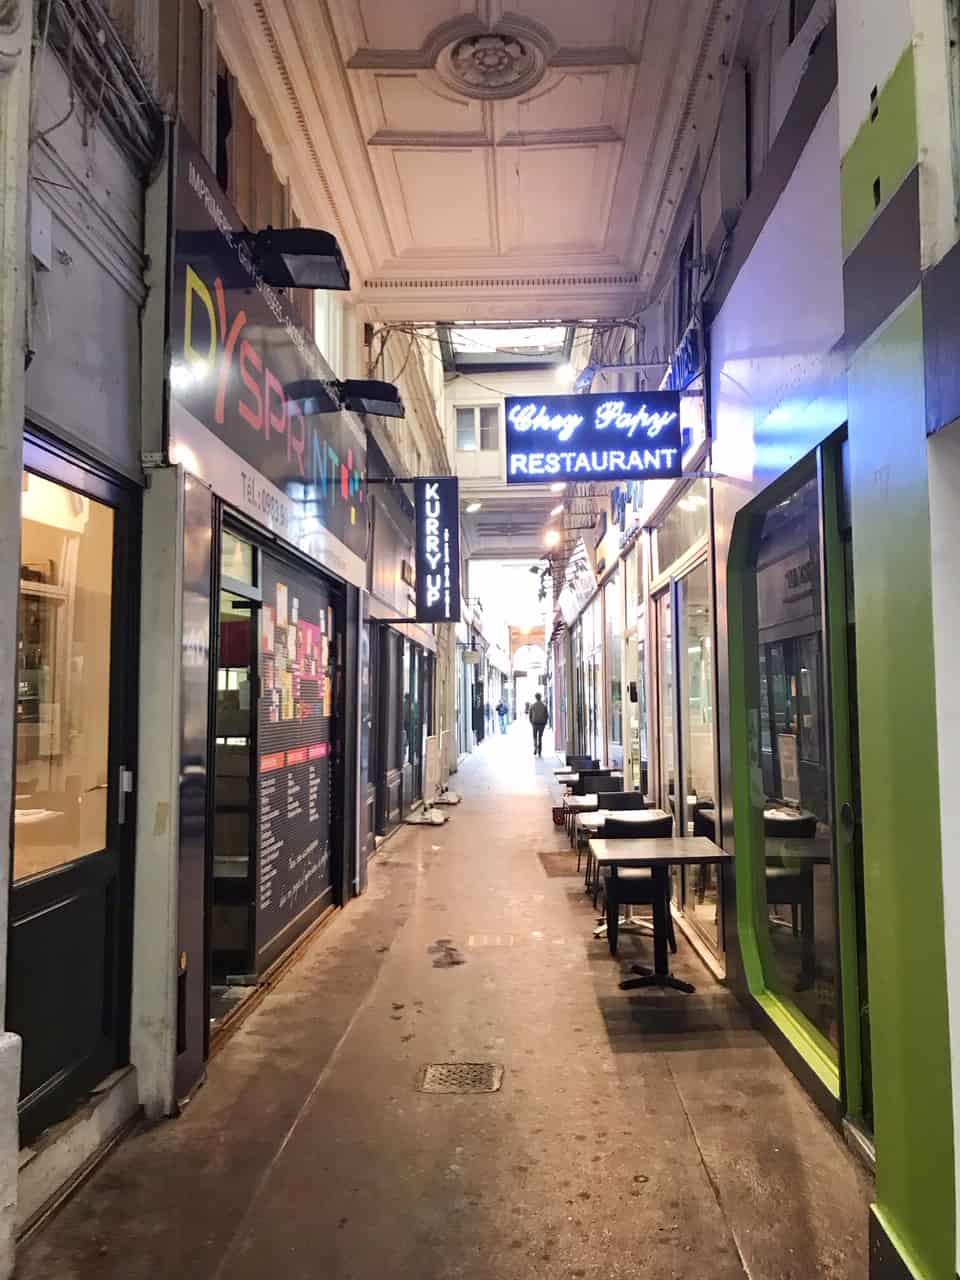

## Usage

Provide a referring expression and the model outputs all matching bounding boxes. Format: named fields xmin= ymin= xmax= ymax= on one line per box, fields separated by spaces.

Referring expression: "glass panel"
xmin=679 ymin=561 xmax=719 ymax=947
xmin=211 ymin=591 xmax=255 ymax=984
xmin=656 ymin=591 xmax=681 ymax=903
xmin=479 ymin=406 xmax=499 ymax=451
xmin=456 ymin=407 xmax=476 ymax=451
xmin=657 ymin=592 xmax=674 ymax=814
xmin=15 ymin=474 xmax=114 ymax=881
xmin=605 ymin=574 xmax=623 ymax=755
xmin=655 ymin=480 xmax=709 ymax=577
xmin=624 ymin=543 xmax=642 ymax=631
xmin=754 ymin=470 xmax=838 ymax=1054
xmin=402 ymin=641 xmax=413 ymax=764
xmin=221 ymin=530 xmax=254 ymax=584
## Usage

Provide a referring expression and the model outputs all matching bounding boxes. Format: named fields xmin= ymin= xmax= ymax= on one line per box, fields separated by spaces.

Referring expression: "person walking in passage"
xmin=528 ymin=692 xmax=548 ymax=756
xmin=496 ymin=699 xmax=508 ymax=733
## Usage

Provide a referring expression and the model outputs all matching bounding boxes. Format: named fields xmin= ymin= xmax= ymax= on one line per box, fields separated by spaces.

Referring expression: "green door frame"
xmin=727 ymin=436 xmax=867 ymax=1108
xmin=819 ymin=438 xmax=867 ymax=1126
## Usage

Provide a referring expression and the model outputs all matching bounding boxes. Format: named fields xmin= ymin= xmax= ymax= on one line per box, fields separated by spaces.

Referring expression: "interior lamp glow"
xmin=555 ymin=361 xmax=576 ymax=384
xmin=544 ymin=529 xmax=561 ymax=549
xmin=465 ymin=501 xmax=482 ymax=513
xmin=550 ymin=482 xmax=566 ymax=493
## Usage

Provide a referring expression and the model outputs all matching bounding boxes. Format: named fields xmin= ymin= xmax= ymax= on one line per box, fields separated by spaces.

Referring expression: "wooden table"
xmin=589 ymin=836 xmax=730 ymax=994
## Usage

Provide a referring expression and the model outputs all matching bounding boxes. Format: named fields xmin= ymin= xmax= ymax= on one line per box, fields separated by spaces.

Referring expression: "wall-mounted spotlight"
xmin=285 ymin=379 xmax=341 ymax=416
xmin=238 ymin=227 xmax=350 ymax=290
xmin=339 ymin=379 xmax=405 ymax=418
xmin=285 ymin=378 xmax=406 ymax=419
xmin=465 ymin=501 xmax=482 ymax=513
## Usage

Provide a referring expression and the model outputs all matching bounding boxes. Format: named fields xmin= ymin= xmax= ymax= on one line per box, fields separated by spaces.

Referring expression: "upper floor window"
xmin=455 ymin=406 xmax=499 ymax=452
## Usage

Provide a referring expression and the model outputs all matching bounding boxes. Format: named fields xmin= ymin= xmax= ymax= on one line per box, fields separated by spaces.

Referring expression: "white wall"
xmin=710 ymin=93 xmax=846 ymax=486
xmin=26 ymin=56 xmax=146 ymax=480
xmin=446 ymin=368 xmax=565 ymax=482
xmin=837 ymin=0 xmax=911 ymax=155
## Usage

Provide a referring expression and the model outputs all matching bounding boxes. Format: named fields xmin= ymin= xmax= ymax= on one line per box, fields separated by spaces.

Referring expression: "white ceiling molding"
xmin=219 ymin=0 xmax=746 ymax=320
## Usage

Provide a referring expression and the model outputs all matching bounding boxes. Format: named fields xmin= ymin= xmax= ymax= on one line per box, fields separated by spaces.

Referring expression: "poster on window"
xmin=256 ymin=555 xmax=337 ymax=967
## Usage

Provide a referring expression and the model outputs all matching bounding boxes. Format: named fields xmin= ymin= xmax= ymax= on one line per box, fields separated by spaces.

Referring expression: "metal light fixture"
xmin=285 ymin=379 xmax=340 ymax=416
xmin=242 ymin=227 xmax=350 ymax=290
xmin=339 ymin=379 xmax=406 ymax=418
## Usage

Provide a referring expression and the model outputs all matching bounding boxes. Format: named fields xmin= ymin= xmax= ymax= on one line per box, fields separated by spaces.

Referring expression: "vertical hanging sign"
xmin=414 ymin=477 xmax=461 ymax=623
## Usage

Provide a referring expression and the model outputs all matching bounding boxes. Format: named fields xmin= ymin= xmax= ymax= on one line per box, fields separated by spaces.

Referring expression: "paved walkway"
xmin=19 ymin=725 xmax=871 ymax=1279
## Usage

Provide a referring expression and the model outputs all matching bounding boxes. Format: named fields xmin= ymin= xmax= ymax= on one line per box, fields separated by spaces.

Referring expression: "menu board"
xmin=256 ymin=555 xmax=336 ymax=965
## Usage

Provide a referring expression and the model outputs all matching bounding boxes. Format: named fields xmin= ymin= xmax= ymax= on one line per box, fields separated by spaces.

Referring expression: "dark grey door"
xmin=9 ymin=436 xmax=139 ymax=1144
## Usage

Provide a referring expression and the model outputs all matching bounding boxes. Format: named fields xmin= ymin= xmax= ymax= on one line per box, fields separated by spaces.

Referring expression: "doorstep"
xmin=17 ymin=1065 xmax=140 ymax=1239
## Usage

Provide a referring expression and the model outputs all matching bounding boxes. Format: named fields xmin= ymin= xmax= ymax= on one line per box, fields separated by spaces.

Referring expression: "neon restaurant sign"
xmin=504 ymin=391 xmax=682 ymax=484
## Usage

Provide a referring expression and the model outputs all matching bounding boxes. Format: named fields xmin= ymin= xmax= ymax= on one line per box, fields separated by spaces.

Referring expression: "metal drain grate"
xmin=418 ymin=1063 xmax=504 ymax=1094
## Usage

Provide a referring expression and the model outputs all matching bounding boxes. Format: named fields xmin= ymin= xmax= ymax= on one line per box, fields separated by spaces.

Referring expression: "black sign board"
xmin=168 ymin=127 xmax=365 ymax=565
xmin=414 ymin=477 xmax=461 ymax=623
xmin=256 ymin=555 xmax=336 ymax=966
xmin=504 ymin=390 xmax=682 ymax=484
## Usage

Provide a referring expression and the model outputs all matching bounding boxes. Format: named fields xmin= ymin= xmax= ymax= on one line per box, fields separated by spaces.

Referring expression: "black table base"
xmin=619 ymin=963 xmax=696 ymax=995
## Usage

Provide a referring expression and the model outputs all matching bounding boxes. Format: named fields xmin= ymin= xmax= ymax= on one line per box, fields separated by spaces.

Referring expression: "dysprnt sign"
xmin=414 ymin=478 xmax=461 ymax=624
xmin=168 ymin=128 xmax=365 ymax=567
xmin=504 ymin=391 xmax=682 ymax=484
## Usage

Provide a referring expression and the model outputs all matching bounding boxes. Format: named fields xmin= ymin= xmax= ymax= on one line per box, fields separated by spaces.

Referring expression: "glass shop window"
xmin=655 ymin=480 xmax=709 ymax=577
xmin=605 ymin=574 xmax=623 ymax=750
xmin=750 ymin=466 xmax=839 ymax=1055
xmin=15 ymin=475 xmax=114 ymax=881
xmin=221 ymin=530 xmax=254 ymax=584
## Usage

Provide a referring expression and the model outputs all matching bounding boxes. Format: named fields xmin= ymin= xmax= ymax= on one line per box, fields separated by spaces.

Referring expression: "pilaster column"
xmin=0 ymin=0 xmax=33 ymax=1271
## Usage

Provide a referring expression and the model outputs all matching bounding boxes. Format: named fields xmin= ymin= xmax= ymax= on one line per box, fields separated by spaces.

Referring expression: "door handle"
xmin=840 ymin=801 xmax=856 ymax=832
xmin=118 ymin=766 xmax=134 ymax=826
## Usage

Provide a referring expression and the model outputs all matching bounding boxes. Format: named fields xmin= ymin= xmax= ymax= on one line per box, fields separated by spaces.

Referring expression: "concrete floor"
xmin=18 ymin=726 xmax=871 ymax=1279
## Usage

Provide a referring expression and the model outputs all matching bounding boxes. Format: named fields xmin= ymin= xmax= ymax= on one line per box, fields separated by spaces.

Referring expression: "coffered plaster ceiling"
xmin=220 ymin=0 xmax=746 ymax=322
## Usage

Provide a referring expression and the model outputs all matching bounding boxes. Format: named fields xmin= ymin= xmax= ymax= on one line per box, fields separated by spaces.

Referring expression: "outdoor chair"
xmin=598 ymin=814 xmax=677 ymax=956
xmin=764 ymin=813 xmax=817 ymax=968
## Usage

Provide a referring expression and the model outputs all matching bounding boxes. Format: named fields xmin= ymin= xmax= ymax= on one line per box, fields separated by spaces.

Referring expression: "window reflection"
xmin=754 ymin=472 xmax=838 ymax=1052
xmin=679 ymin=561 xmax=719 ymax=947
xmin=15 ymin=474 xmax=114 ymax=881
xmin=605 ymin=574 xmax=623 ymax=764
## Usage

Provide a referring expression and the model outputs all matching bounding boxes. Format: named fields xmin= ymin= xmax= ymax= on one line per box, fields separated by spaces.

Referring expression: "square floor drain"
xmin=418 ymin=1063 xmax=504 ymax=1094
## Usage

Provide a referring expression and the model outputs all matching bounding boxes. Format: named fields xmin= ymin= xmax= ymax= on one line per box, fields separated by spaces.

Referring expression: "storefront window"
xmin=752 ymin=469 xmax=838 ymax=1052
xmin=655 ymin=479 xmax=709 ymax=576
xmin=221 ymin=529 xmax=254 ymax=584
xmin=605 ymin=574 xmax=623 ymax=763
xmin=679 ymin=560 xmax=719 ymax=946
xmin=15 ymin=475 xmax=114 ymax=881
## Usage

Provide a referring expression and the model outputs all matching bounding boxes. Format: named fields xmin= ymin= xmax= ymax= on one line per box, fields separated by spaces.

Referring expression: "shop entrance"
xmin=208 ymin=526 xmax=342 ymax=1035
xmin=731 ymin=434 xmax=872 ymax=1131
xmin=10 ymin=438 xmax=139 ymax=1144
xmin=210 ymin=587 xmax=258 ymax=1018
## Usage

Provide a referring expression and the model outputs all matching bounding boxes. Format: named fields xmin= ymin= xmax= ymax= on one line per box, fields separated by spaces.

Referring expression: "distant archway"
xmin=513 ymin=644 xmax=546 ymax=671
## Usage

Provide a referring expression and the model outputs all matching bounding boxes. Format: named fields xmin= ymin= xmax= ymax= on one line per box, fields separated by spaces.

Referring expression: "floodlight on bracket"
xmin=283 ymin=378 xmax=406 ymax=420
xmin=234 ymin=226 xmax=350 ymax=291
